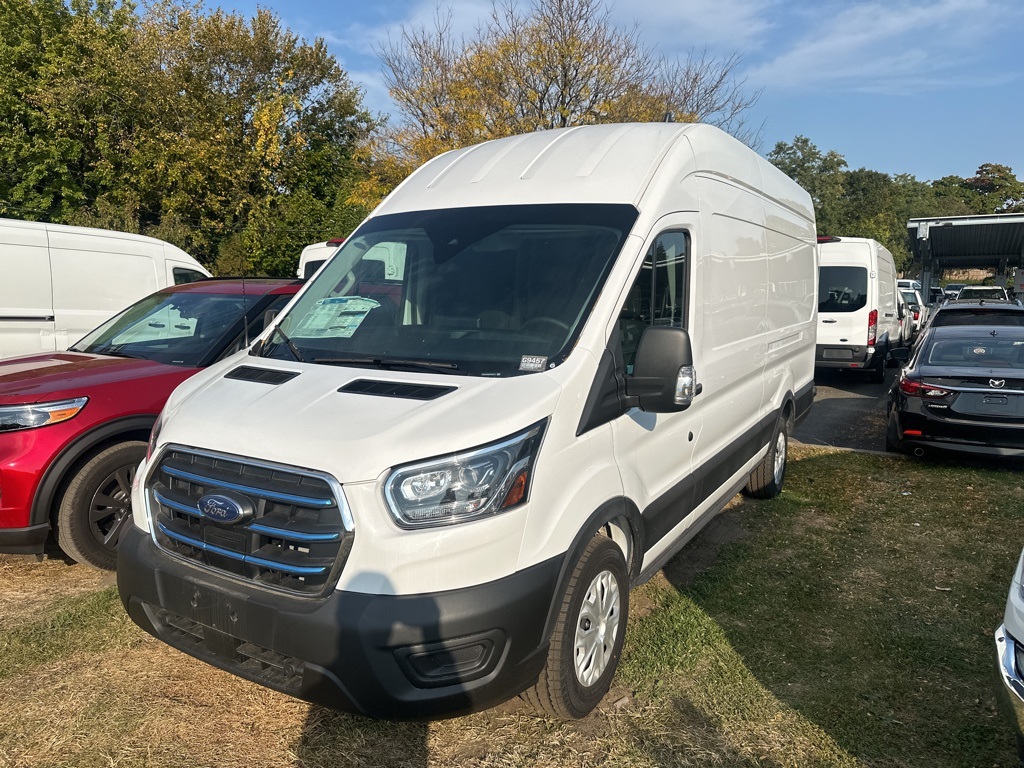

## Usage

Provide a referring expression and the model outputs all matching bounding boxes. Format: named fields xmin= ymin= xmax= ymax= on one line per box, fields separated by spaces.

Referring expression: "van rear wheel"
xmin=744 ymin=414 xmax=789 ymax=499
xmin=869 ymin=345 xmax=888 ymax=383
xmin=524 ymin=535 xmax=628 ymax=719
xmin=56 ymin=441 xmax=146 ymax=570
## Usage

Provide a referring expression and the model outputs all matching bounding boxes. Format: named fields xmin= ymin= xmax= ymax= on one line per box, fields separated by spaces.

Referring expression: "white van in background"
xmin=118 ymin=123 xmax=817 ymax=721
xmin=816 ymin=236 xmax=901 ymax=382
xmin=296 ymin=239 xmax=344 ymax=279
xmin=0 ymin=218 xmax=209 ymax=359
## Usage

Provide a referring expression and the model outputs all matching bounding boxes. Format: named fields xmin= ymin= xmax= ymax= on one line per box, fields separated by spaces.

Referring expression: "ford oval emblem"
xmin=197 ymin=492 xmax=254 ymax=525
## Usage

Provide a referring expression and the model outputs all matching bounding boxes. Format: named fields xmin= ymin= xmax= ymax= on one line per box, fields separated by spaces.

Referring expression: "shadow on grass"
xmin=657 ymin=447 xmax=1021 ymax=767
xmin=293 ymin=707 xmax=429 ymax=768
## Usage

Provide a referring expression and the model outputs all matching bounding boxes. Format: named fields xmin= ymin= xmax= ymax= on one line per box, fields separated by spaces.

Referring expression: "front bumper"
xmin=0 ymin=522 xmax=49 ymax=554
xmin=117 ymin=526 xmax=562 ymax=720
xmin=996 ymin=624 xmax=1024 ymax=755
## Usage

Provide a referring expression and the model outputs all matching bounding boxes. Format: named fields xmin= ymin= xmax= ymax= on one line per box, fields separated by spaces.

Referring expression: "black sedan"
xmin=886 ymin=325 xmax=1024 ymax=457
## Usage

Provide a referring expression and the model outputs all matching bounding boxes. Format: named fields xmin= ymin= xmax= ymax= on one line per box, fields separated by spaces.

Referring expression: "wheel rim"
xmin=773 ymin=429 xmax=787 ymax=487
xmin=574 ymin=569 xmax=621 ymax=687
xmin=87 ymin=464 xmax=135 ymax=551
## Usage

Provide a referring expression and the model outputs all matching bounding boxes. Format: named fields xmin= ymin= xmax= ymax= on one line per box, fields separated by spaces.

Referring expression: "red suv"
xmin=0 ymin=278 xmax=301 ymax=568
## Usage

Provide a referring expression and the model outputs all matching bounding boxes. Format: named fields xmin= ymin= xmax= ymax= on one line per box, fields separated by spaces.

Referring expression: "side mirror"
xmin=626 ymin=326 xmax=701 ymax=412
xmin=889 ymin=347 xmax=910 ymax=363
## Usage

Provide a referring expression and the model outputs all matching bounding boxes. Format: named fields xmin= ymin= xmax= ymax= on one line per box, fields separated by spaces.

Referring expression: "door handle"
xmin=884 ymin=312 xmax=895 ymax=317
xmin=822 ymin=318 xmax=837 ymax=324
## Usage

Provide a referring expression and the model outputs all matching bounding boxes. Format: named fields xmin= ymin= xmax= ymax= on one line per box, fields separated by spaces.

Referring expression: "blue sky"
xmin=223 ymin=0 xmax=1021 ymax=182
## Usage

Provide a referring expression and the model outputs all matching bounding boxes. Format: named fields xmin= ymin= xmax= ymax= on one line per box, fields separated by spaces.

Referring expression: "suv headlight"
xmin=384 ymin=420 xmax=546 ymax=529
xmin=0 ymin=398 xmax=88 ymax=432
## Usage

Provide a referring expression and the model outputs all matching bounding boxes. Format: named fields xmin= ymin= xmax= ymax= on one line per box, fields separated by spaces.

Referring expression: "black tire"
xmin=744 ymin=413 xmax=789 ymax=499
xmin=524 ymin=535 xmax=629 ymax=719
xmin=56 ymin=441 xmax=146 ymax=570
xmin=884 ymin=415 xmax=903 ymax=454
xmin=869 ymin=345 xmax=888 ymax=383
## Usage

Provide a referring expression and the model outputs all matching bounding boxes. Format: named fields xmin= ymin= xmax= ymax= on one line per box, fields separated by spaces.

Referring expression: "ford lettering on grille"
xmin=198 ymin=492 xmax=253 ymax=524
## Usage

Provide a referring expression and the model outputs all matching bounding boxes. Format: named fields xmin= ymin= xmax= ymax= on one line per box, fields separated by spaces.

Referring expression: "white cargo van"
xmin=816 ymin=236 xmax=901 ymax=382
xmin=118 ymin=123 xmax=817 ymax=720
xmin=0 ymin=218 xmax=209 ymax=358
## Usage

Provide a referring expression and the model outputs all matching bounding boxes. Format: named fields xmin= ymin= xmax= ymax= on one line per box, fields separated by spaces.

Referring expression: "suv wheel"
xmin=56 ymin=441 xmax=146 ymax=570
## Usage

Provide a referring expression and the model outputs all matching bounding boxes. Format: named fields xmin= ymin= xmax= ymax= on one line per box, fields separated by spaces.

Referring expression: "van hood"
xmin=0 ymin=352 xmax=195 ymax=405
xmin=157 ymin=362 xmax=563 ymax=484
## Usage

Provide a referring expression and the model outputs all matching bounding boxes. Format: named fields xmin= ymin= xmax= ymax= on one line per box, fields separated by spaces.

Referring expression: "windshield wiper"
xmin=262 ymin=325 xmax=305 ymax=363
xmin=312 ymin=356 xmax=461 ymax=373
xmin=94 ymin=344 xmax=147 ymax=360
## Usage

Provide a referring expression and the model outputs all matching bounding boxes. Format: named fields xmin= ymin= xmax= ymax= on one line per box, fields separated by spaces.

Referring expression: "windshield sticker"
xmin=519 ymin=355 xmax=548 ymax=372
xmin=293 ymin=297 xmax=381 ymax=338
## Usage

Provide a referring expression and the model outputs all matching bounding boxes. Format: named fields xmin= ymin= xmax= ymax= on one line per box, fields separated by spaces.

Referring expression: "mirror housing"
xmin=626 ymin=326 xmax=701 ymax=412
xmin=888 ymin=347 xmax=910 ymax=363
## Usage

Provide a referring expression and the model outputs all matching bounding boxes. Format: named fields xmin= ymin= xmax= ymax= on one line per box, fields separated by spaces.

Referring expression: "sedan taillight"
xmin=899 ymin=375 xmax=951 ymax=398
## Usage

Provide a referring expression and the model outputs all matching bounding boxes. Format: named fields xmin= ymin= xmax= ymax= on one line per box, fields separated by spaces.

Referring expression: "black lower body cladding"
xmin=117 ymin=527 xmax=562 ymax=720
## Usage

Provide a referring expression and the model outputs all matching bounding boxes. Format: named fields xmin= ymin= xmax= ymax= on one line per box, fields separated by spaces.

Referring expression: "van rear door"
xmin=817 ymin=263 xmax=869 ymax=351
xmin=0 ymin=223 xmax=55 ymax=357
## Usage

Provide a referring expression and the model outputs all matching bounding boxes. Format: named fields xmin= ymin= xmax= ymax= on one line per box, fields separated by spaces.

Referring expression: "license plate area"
xmin=954 ymin=392 xmax=1024 ymax=417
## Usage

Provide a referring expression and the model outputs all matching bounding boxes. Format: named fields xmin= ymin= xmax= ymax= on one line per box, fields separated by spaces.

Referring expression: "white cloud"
xmin=609 ymin=0 xmax=778 ymax=55
xmin=748 ymin=0 xmax=1024 ymax=94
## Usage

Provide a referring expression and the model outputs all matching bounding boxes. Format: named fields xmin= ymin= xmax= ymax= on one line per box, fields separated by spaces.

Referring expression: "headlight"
xmin=384 ymin=420 xmax=546 ymax=529
xmin=0 ymin=398 xmax=88 ymax=432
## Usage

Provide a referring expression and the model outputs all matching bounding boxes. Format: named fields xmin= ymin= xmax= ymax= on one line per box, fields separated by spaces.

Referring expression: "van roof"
xmin=1 ymin=216 xmax=180 ymax=247
xmin=374 ymin=123 xmax=812 ymax=221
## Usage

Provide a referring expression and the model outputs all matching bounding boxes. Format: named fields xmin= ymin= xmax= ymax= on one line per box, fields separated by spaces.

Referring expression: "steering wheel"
xmin=521 ymin=317 xmax=571 ymax=335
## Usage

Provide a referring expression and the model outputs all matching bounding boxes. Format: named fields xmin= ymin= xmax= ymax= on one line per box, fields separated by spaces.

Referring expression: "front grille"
xmin=148 ymin=446 xmax=353 ymax=595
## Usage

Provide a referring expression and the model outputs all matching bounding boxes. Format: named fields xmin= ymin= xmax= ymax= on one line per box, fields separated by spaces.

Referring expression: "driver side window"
xmin=618 ymin=231 xmax=689 ymax=373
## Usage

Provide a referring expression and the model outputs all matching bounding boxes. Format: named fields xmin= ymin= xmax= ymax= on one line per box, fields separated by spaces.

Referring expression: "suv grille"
xmin=148 ymin=446 xmax=353 ymax=595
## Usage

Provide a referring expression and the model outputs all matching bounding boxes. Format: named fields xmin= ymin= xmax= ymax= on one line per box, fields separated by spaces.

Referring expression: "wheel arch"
xmin=541 ymin=497 xmax=644 ymax=642
xmin=31 ymin=415 xmax=157 ymax=529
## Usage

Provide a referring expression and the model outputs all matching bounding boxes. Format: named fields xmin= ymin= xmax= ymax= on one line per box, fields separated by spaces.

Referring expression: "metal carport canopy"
xmin=908 ymin=213 xmax=1024 ymax=273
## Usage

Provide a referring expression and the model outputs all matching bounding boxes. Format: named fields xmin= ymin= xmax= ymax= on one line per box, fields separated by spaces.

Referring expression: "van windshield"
xmin=261 ymin=204 xmax=638 ymax=376
xmin=818 ymin=266 xmax=868 ymax=313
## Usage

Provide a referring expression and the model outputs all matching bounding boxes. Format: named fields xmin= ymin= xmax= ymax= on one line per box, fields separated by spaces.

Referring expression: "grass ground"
xmin=0 ymin=443 xmax=1020 ymax=767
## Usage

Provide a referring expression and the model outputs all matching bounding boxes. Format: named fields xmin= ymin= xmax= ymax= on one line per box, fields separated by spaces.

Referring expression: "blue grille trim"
xmin=158 ymin=523 xmax=327 ymax=576
xmin=154 ymin=490 xmax=202 ymax=518
xmin=162 ymin=465 xmax=334 ymax=509
xmin=247 ymin=523 xmax=341 ymax=542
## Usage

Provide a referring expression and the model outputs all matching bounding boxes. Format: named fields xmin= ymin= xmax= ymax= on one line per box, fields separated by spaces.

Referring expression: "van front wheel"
xmin=56 ymin=441 xmax=146 ymax=570
xmin=524 ymin=535 xmax=628 ymax=719
xmin=744 ymin=414 xmax=789 ymax=499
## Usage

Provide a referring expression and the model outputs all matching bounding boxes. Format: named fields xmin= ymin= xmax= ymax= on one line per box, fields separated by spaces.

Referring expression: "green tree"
xmin=355 ymin=0 xmax=761 ymax=206
xmin=0 ymin=0 xmax=373 ymax=275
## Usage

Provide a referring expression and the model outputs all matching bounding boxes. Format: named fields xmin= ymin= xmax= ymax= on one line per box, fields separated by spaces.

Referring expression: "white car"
xmin=116 ymin=123 xmax=818 ymax=721
xmin=899 ymin=288 xmax=929 ymax=335
xmin=956 ymin=285 xmax=1009 ymax=301
xmin=997 ymin=547 xmax=1024 ymax=760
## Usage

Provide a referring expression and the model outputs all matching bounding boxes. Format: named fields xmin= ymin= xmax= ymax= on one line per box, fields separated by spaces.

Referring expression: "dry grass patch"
xmin=1 ymin=443 xmax=1020 ymax=766
xmin=0 ymin=553 xmax=113 ymax=629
